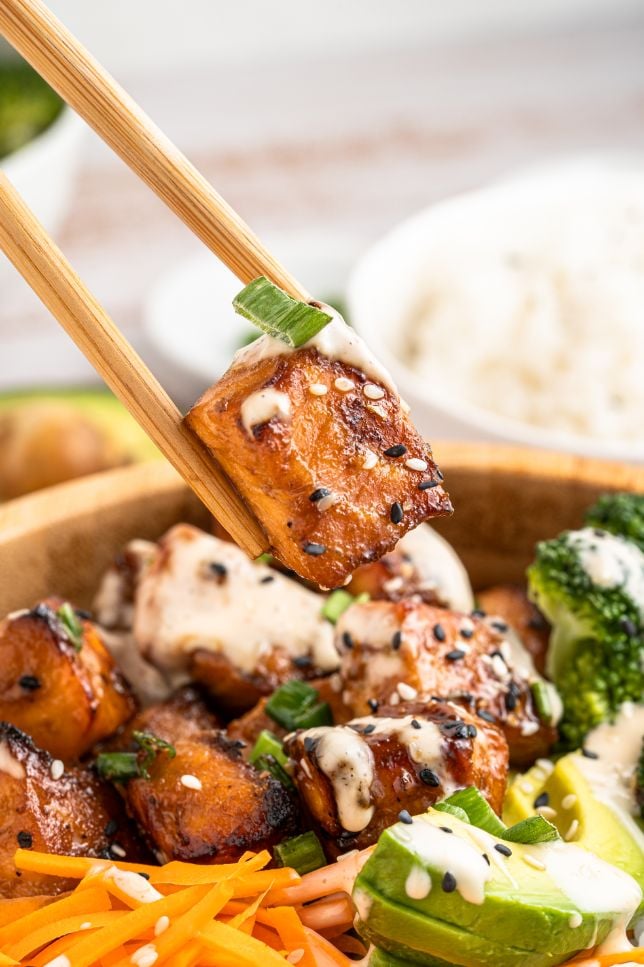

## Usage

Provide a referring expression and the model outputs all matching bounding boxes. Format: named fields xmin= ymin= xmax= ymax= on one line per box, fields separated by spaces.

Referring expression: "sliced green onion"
xmin=96 ymin=731 xmax=176 ymax=783
xmin=274 ymin=831 xmax=326 ymax=874
xmin=57 ymin=602 xmax=84 ymax=651
xmin=249 ymin=730 xmax=288 ymax=768
xmin=253 ymin=754 xmax=294 ymax=790
xmin=321 ymin=590 xmax=370 ymax=624
xmin=255 ymin=552 xmax=274 ymax=565
xmin=233 ymin=276 xmax=332 ymax=348
xmin=442 ymin=787 xmax=507 ymax=838
xmin=503 ymin=816 xmax=560 ymax=845
xmin=432 ymin=802 xmax=470 ymax=824
xmin=265 ymin=680 xmax=333 ymax=731
xmin=531 ymin=680 xmax=554 ymax=724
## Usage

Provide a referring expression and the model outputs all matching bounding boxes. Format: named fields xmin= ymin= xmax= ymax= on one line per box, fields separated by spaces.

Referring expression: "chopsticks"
xmin=0 ymin=172 xmax=268 ymax=558
xmin=0 ymin=0 xmax=310 ymax=301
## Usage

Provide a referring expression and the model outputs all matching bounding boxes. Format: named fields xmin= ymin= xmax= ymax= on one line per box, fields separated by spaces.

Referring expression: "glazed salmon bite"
xmin=185 ymin=308 xmax=452 ymax=587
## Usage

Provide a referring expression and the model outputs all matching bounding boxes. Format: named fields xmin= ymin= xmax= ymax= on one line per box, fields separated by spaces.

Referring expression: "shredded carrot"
xmin=570 ymin=951 xmax=644 ymax=967
xmin=7 ymin=910 xmax=119 ymax=960
xmin=152 ymin=851 xmax=271 ymax=885
xmin=0 ymin=894 xmax=54 ymax=926
xmin=0 ymin=885 xmax=111 ymax=947
xmin=14 ymin=848 xmax=157 ymax=880
xmin=200 ymin=918 xmax=291 ymax=966
xmin=303 ymin=927 xmax=353 ymax=967
xmin=0 ymin=955 xmax=17 ymax=966
xmin=267 ymin=848 xmax=372 ymax=906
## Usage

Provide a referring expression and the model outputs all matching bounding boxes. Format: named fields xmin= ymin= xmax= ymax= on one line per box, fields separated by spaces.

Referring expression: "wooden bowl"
xmin=1 ymin=442 xmax=643 ymax=615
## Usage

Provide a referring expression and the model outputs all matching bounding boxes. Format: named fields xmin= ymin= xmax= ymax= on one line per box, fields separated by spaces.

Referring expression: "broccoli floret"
xmin=527 ymin=528 xmax=644 ymax=749
xmin=585 ymin=492 xmax=644 ymax=553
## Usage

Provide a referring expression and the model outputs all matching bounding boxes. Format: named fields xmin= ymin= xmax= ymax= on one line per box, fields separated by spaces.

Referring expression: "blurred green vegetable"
xmin=0 ymin=59 xmax=63 ymax=160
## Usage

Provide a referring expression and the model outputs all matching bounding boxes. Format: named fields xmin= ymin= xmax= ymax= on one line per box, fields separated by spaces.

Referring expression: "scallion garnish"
xmin=441 ymin=787 xmax=506 ymax=837
xmin=432 ymin=802 xmax=470 ymax=824
xmin=530 ymin=680 xmax=554 ymax=724
xmin=274 ymin=831 xmax=326 ymax=874
xmin=265 ymin=680 xmax=333 ymax=731
xmin=95 ymin=730 xmax=176 ymax=783
xmin=252 ymin=754 xmax=294 ymax=790
xmin=56 ymin=602 xmax=84 ymax=651
xmin=437 ymin=786 xmax=560 ymax=845
xmin=249 ymin=730 xmax=289 ymax=769
xmin=233 ymin=276 xmax=332 ymax=348
xmin=503 ymin=816 xmax=560 ymax=845
xmin=321 ymin=590 xmax=370 ymax=624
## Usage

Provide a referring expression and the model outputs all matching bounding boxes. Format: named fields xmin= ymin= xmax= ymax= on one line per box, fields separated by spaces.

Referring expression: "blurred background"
xmin=1 ymin=0 xmax=644 ymax=499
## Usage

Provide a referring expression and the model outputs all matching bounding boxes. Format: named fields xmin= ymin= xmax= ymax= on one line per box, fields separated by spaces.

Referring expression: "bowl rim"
xmin=347 ymin=163 xmax=644 ymax=463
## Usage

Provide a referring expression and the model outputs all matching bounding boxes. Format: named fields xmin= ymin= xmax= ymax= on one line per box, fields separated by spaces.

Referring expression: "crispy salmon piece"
xmin=335 ymin=600 xmax=557 ymax=766
xmin=476 ymin=584 xmax=550 ymax=675
xmin=0 ymin=724 xmax=145 ymax=897
xmin=184 ymin=324 xmax=452 ymax=588
xmin=119 ymin=696 xmax=298 ymax=863
xmin=285 ymin=700 xmax=508 ymax=854
xmin=0 ymin=600 xmax=136 ymax=761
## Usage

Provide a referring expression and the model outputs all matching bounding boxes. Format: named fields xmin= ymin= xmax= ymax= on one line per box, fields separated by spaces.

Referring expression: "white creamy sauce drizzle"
xmin=240 ymin=388 xmax=291 ymax=435
xmin=530 ymin=840 xmax=642 ymax=916
xmin=231 ymin=311 xmax=398 ymax=396
xmin=395 ymin=526 xmax=474 ymax=612
xmin=572 ymin=702 xmax=644 ymax=850
xmin=350 ymin=715 xmax=445 ymax=772
xmin=405 ymin=866 xmax=432 ymax=900
xmin=93 ymin=539 xmax=158 ymax=630
xmin=0 ymin=742 xmax=25 ymax=780
xmin=398 ymin=816 xmax=492 ymax=905
xmin=568 ymin=528 xmax=644 ymax=617
xmin=303 ymin=726 xmax=375 ymax=832
xmin=482 ymin=620 xmax=563 ymax=726
xmin=133 ymin=525 xmax=339 ymax=678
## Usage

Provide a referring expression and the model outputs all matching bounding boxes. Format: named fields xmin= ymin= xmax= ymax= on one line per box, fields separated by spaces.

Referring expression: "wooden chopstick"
xmin=0 ymin=0 xmax=310 ymax=302
xmin=0 ymin=172 xmax=268 ymax=558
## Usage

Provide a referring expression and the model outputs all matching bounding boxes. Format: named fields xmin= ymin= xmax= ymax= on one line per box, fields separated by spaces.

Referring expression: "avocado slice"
xmin=0 ymin=389 xmax=159 ymax=500
xmin=504 ymin=709 xmax=644 ymax=904
xmin=354 ymin=810 xmax=642 ymax=967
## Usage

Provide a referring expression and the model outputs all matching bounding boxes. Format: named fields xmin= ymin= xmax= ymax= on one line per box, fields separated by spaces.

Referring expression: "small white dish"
xmin=143 ymin=231 xmax=363 ymax=404
xmin=347 ymin=156 xmax=644 ymax=463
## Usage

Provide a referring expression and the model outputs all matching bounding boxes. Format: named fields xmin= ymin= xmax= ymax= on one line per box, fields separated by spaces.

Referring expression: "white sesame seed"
xmin=561 ymin=794 xmax=578 ymax=810
xmin=536 ymin=806 xmax=557 ymax=820
xmin=397 ymin=682 xmax=418 ymax=701
xmin=362 ymin=449 xmax=378 ymax=470
xmin=43 ymin=957 xmax=71 ymax=967
xmin=110 ymin=843 xmax=126 ymax=858
xmin=131 ymin=944 xmax=158 ymax=967
xmin=309 ymin=383 xmax=328 ymax=396
xmin=50 ymin=759 xmax=64 ymax=781
xmin=317 ymin=493 xmax=339 ymax=512
xmin=154 ymin=915 xmax=170 ymax=937
xmin=180 ymin=774 xmax=202 ymax=791
xmin=389 ymin=692 xmax=401 ymax=706
xmin=564 ymin=819 xmax=579 ymax=841
xmin=287 ymin=951 xmax=305 ymax=965
xmin=519 ymin=780 xmax=533 ymax=795
xmin=334 ymin=377 xmax=355 ymax=392
xmin=523 ymin=854 xmax=546 ymax=871
xmin=569 ymin=912 xmax=583 ymax=928
xmin=80 ymin=922 xmax=92 ymax=930
xmin=366 ymin=403 xmax=386 ymax=418
xmin=363 ymin=384 xmax=385 ymax=401
xmin=383 ymin=576 xmax=405 ymax=594
xmin=405 ymin=458 xmax=428 ymax=472
xmin=535 ymin=758 xmax=555 ymax=775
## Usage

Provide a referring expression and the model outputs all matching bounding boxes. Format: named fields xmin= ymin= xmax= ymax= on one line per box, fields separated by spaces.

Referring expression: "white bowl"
xmin=347 ymin=157 xmax=644 ymax=463
xmin=1 ymin=108 xmax=84 ymax=278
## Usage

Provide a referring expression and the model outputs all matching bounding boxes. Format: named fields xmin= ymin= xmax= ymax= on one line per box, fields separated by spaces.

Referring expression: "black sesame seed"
xmin=582 ymin=748 xmax=599 ymax=759
xmin=411 ymin=719 xmax=421 ymax=730
xmin=433 ymin=623 xmax=446 ymax=642
xmin=391 ymin=630 xmax=403 ymax=651
xmin=418 ymin=480 xmax=439 ymax=491
xmin=304 ymin=736 xmax=317 ymax=753
xmin=490 ymin=649 xmax=506 ymax=662
xmin=75 ymin=609 xmax=93 ymax=620
xmin=620 ymin=617 xmax=638 ymax=637
xmin=260 ymin=575 xmax=275 ymax=584
xmin=104 ymin=819 xmax=119 ymax=838
xmin=482 ymin=853 xmax=491 ymax=866
xmin=419 ymin=768 xmax=440 ymax=787
xmin=494 ymin=843 xmax=512 ymax=857
xmin=384 ymin=445 xmax=407 ymax=458
xmin=439 ymin=826 xmax=453 ymax=834
xmin=435 ymin=469 xmax=444 ymax=481
xmin=18 ymin=674 xmax=41 ymax=691
xmin=367 ymin=698 xmax=380 ymax=713
xmin=292 ymin=655 xmax=313 ymax=669
xmin=363 ymin=723 xmax=376 ymax=735
xmin=505 ymin=682 xmax=521 ymax=711
xmin=491 ymin=620 xmax=508 ymax=632
xmin=309 ymin=487 xmax=332 ymax=503
xmin=398 ymin=810 xmax=413 ymax=825
xmin=390 ymin=502 xmax=404 ymax=524
xmin=208 ymin=561 xmax=228 ymax=578
xmin=342 ymin=631 xmax=354 ymax=650
xmin=441 ymin=872 xmax=457 ymax=893
xmin=138 ymin=872 xmax=151 ymax=880
xmin=17 ymin=831 xmax=32 ymax=849
xmin=459 ymin=627 xmax=474 ymax=639
xmin=445 ymin=649 xmax=466 ymax=661
xmin=477 ymin=709 xmax=497 ymax=724
xmin=534 ymin=792 xmax=550 ymax=809
xmin=303 ymin=542 xmax=326 ymax=556
xmin=471 ymin=608 xmax=486 ymax=618
xmin=467 ymin=724 xmax=478 ymax=738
